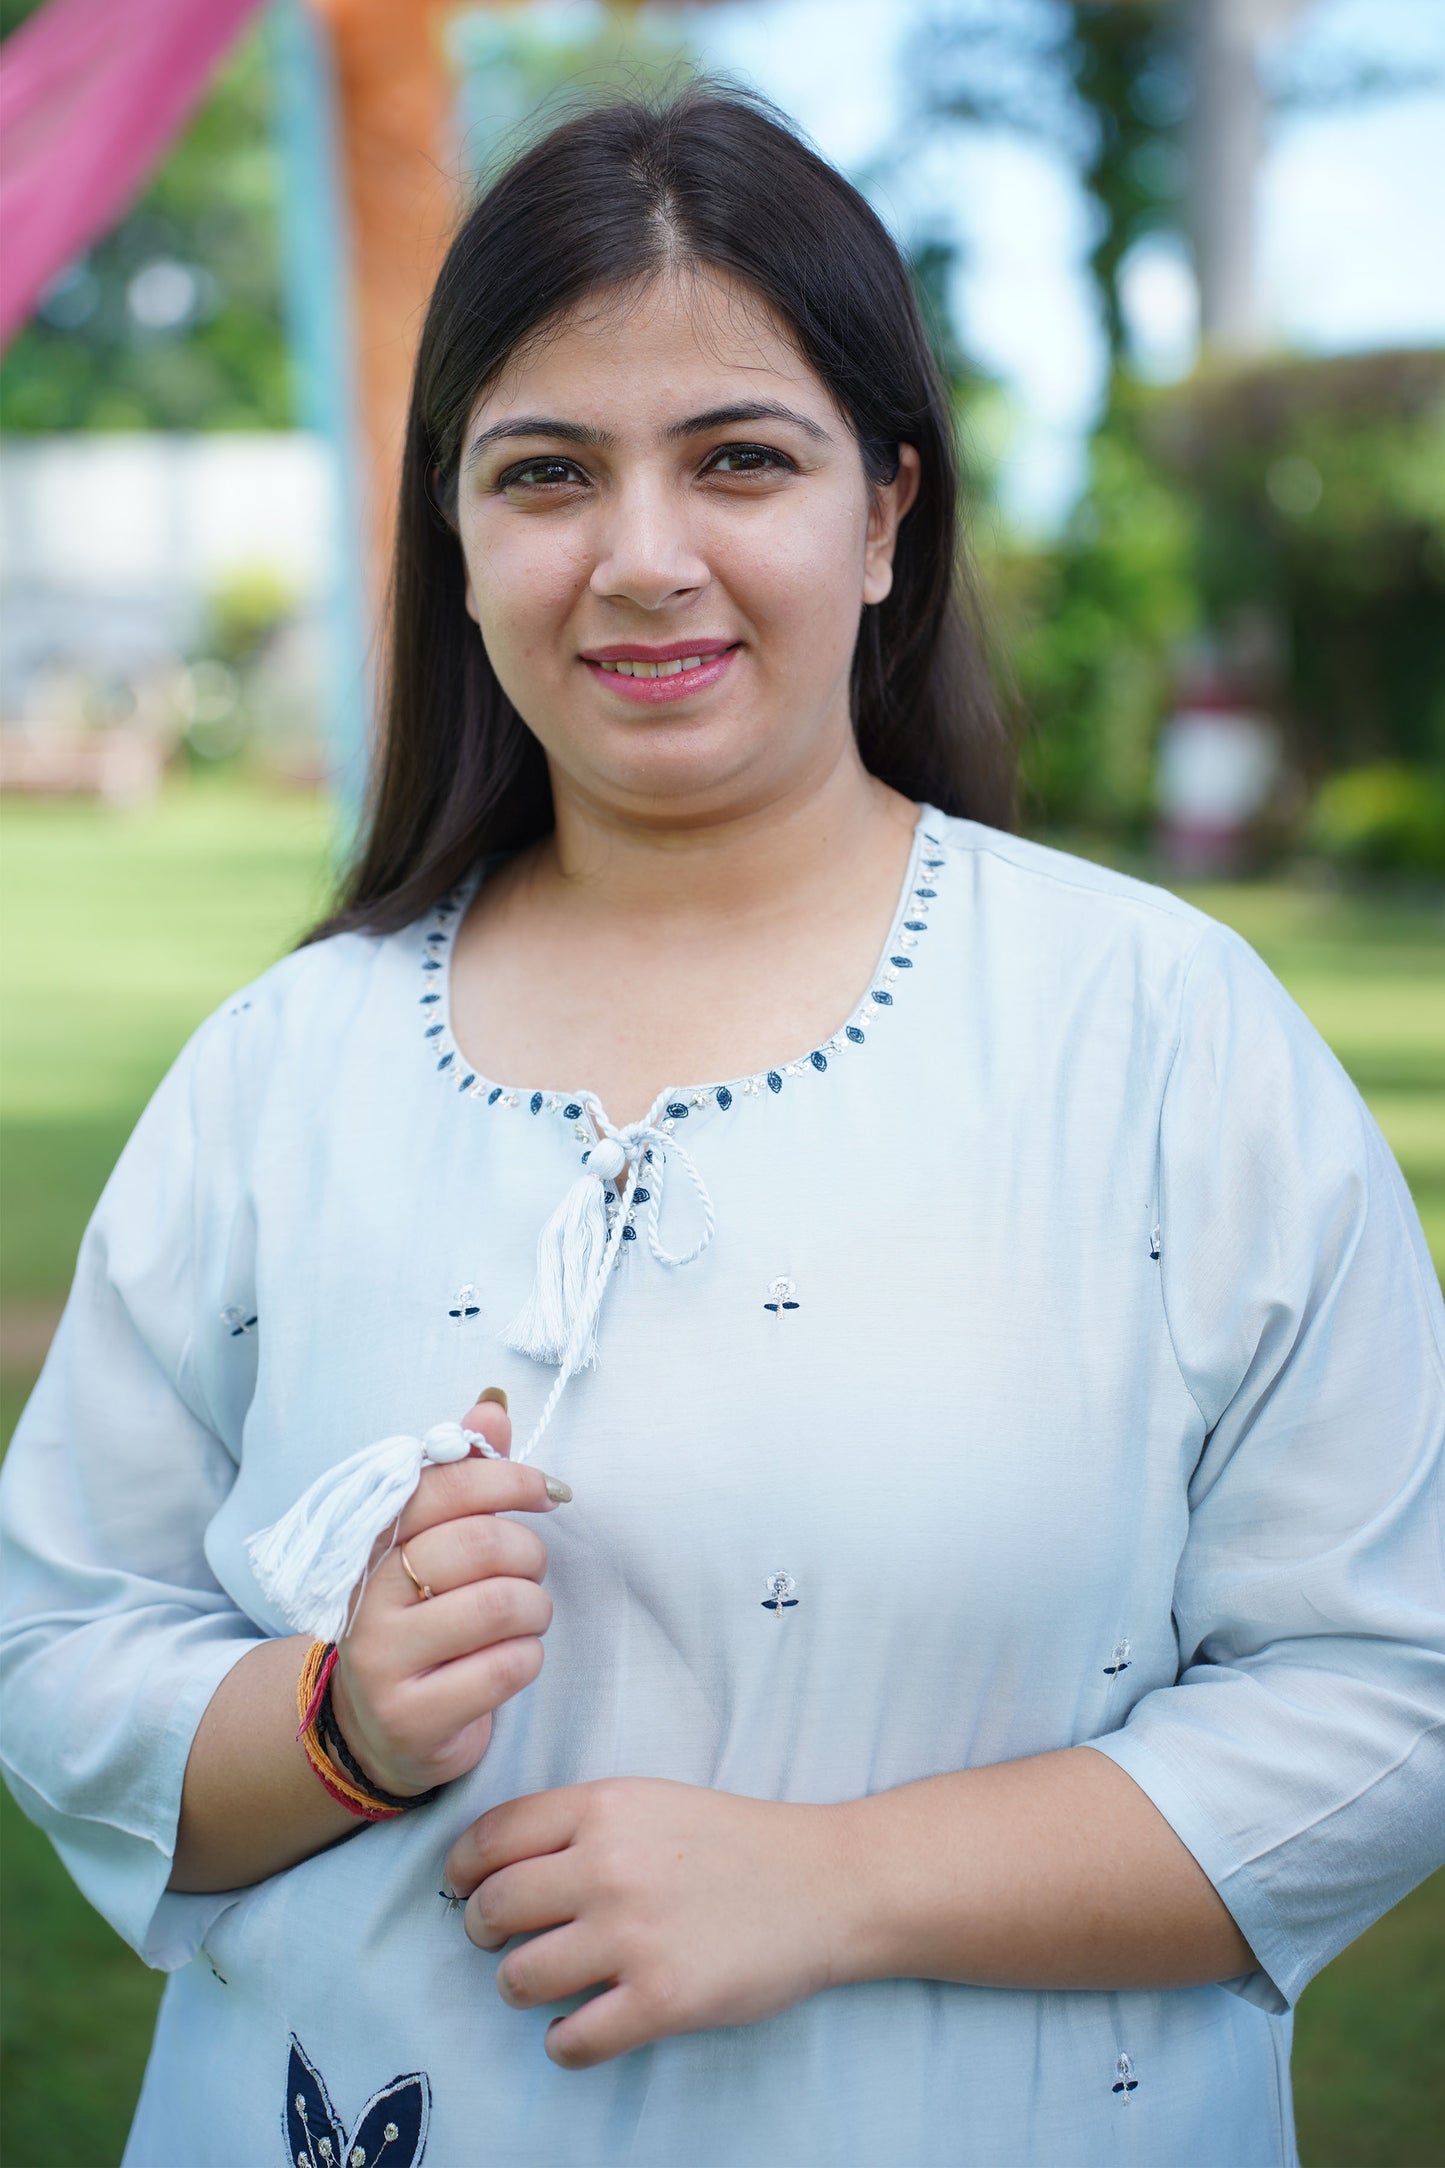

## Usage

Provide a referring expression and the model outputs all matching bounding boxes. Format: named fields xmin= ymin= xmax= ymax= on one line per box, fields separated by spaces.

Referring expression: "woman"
xmin=2 ymin=86 xmax=1442 ymax=2168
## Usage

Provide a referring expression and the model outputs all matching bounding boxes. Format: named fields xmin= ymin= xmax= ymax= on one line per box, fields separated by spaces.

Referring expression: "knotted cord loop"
xmin=618 ymin=1121 xmax=717 ymax=1271
xmin=508 ymin=1115 xmax=716 ymax=1466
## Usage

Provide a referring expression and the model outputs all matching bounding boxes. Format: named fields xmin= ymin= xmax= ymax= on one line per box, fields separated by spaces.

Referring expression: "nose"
xmin=588 ymin=474 xmax=709 ymax=611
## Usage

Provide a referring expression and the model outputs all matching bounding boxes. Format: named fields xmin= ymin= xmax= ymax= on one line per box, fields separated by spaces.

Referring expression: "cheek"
xmin=464 ymin=523 xmax=591 ymax=663
xmin=711 ymin=497 xmax=867 ymax=646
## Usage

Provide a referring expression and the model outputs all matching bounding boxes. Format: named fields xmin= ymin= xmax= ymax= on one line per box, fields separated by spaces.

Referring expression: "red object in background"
xmin=0 ymin=0 xmax=265 ymax=349
xmin=1155 ymin=654 xmax=1282 ymax=876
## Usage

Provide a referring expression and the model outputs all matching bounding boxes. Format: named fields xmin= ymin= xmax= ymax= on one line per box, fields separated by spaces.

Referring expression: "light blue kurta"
xmin=3 ymin=808 xmax=1443 ymax=2168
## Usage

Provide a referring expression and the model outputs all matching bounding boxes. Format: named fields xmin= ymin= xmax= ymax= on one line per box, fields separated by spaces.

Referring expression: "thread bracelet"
xmin=294 ymin=1641 xmax=441 ymax=1820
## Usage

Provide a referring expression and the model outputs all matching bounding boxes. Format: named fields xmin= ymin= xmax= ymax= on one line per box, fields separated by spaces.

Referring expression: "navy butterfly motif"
xmin=284 ymin=2034 xmax=430 ymax=2168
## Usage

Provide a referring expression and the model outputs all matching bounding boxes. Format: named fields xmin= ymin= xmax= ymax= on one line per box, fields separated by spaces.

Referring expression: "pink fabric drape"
xmin=0 ymin=0 xmax=267 ymax=347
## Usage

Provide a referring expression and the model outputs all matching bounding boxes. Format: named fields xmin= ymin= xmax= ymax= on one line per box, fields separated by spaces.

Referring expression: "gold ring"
xmin=398 ymin=1544 xmax=433 ymax=1601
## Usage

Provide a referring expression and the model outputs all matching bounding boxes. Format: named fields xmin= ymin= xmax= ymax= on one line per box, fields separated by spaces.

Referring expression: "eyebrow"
xmin=664 ymin=401 xmax=830 ymax=443
xmin=462 ymin=399 xmax=830 ymax=469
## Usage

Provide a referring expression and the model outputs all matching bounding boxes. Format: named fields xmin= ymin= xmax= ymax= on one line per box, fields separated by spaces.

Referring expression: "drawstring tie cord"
xmin=499 ymin=1117 xmax=716 ymax=1464
xmin=245 ymin=1117 xmax=713 ymax=1637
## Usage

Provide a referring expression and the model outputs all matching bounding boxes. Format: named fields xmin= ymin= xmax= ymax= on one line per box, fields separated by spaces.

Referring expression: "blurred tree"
xmin=902 ymin=231 xmax=1008 ymax=517
xmin=1146 ymin=350 xmax=1445 ymax=782
xmin=995 ymin=350 xmax=1445 ymax=841
xmin=988 ymin=407 xmax=1198 ymax=832
xmin=911 ymin=0 xmax=1185 ymax=373
xmin=0 ymin=3 xmax=288 ymax=431
xmin=909 ymin=1 xmax=1445 ymax=844
xmin=913 ymin=0 xmax=1444 ymax=374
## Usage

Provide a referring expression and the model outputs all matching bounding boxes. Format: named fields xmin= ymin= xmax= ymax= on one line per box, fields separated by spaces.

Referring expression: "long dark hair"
xmin=310 ymin=82 xmax=1016 ymax=941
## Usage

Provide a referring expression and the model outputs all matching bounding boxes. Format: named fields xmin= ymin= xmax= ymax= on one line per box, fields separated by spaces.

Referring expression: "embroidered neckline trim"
xmin=417 ymin=806 xmax=948 ymax=1135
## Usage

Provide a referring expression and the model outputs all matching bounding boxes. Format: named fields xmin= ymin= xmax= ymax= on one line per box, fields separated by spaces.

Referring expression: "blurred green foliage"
xmin=0 ymin=7 xmax=288 ymax=432
xmin=994 ymin=352 xmax=1445 ymax=852
xmin=202 ymin=563 xmax=301 ymax=667
xmin=1308 ymin=762 xmax=1445 ymax=877
xmin=990 ymin=418 xmax=1198 ymax=835
xmin=912 ymin=3 xmax=1445 ymax=855
xmin=1149 ymin=350 xmax=1445 ymax=784
xmin=916 ymin=0 xmax=1188 ymax=368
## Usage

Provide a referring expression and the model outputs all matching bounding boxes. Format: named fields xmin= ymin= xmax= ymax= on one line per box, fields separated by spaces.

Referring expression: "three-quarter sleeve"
xmin=1085 ymin=922 xmax=1445 ymax=2013
xmin=0 ymin=1017 xmax=266 ymax=1970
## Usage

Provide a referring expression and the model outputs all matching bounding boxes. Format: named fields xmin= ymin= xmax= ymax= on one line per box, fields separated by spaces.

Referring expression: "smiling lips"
xmin=581 ymin=641 xmax=739 ymax=705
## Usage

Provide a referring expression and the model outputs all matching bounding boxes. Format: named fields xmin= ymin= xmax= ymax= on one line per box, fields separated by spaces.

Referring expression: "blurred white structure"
xmin=1156 ymin=698 xmax=1283 ymax=876
xmin=0 ymin=432 xmax=332 ymax=701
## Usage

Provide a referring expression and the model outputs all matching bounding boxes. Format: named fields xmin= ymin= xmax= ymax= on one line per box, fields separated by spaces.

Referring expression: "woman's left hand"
xmin=442 ymin=1777 xmax=854 ymax=2069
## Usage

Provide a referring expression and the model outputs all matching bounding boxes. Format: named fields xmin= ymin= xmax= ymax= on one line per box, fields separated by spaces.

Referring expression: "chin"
xmin=557 ymin=712 xmax=783 ymax=816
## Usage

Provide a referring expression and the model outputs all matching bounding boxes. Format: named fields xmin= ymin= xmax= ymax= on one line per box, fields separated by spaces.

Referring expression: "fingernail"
xmin=542 ymin=1473 xmax=572 ymax=1504
xmin=476 ymin=1385 xmax=508 ymax=1412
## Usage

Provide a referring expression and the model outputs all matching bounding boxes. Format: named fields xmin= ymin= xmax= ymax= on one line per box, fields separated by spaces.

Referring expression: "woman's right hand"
xmin=329 ymin=1394 xmax=563 ymax=1799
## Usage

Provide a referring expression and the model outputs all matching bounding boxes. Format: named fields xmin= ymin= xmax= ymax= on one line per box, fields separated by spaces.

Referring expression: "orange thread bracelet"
xmin=295 ymin=1641 xmax=403 ymax=1823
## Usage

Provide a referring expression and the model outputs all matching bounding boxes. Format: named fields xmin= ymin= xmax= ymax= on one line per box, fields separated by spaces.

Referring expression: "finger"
xmin=396 ymin=1511 xmax=549 ymax=1600
xmin=397 ymin=1453 xmax=557 ymax=1540
xmin=460 ymin=1390 xmax=512 ymax=1456
xmin=445 ymin=1784 xmax=590 ymax=1897
xmin=545 ymin=1981 xmax=656 ymax=2071
xmin=492 ymin=1922 xmax=606 ymax=2011
xmin=390 ymin=1573 xmax=553 ymax=1672
xmin=463 ymin=1854 xmax=578 ymax=1953
xmin=408 ymin=1634 xmax=547 ymax=1738
xmin=459 ymin=1392 xmax=572 ymax=1507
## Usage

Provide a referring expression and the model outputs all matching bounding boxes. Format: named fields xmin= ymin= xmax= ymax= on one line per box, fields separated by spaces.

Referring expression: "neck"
xmin=536 ymin=741 xmax=917 ymax=932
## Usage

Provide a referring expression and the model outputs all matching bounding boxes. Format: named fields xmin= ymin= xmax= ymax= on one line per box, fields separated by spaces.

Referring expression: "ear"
xmin=862 ymin=443 xmax=922 ymax=607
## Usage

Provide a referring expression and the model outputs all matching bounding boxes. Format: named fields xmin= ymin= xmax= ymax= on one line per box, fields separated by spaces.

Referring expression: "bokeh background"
xmin=1 ymin=2 xmax=1441 ymax=2161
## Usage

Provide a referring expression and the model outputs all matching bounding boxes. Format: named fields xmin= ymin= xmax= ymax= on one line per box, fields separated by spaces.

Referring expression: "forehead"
xmin=464 ymin=264 xmax=841 ymax=439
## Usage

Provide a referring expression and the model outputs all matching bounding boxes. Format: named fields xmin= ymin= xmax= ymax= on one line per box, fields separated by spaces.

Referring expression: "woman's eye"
xmin=498 ymin=458 xmax=587 ymax=491
xmin=704 ymin=444 xmax=794 ymax=477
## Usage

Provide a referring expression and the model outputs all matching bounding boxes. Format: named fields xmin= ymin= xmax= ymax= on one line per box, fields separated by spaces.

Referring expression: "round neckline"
xmin=416 ymin=803 xmax=949 ymax=1137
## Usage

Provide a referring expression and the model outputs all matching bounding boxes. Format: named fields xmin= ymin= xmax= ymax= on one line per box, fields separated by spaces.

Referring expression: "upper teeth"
xmin=597 ymin=655 xmax=709 ymax=677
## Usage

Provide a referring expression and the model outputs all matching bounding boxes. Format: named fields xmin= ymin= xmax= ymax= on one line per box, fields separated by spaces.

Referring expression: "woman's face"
xmin=453 ymin=264 xmax=920 ymax=825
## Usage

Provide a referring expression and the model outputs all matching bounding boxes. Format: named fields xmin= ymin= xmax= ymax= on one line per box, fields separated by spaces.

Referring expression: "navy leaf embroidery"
xmin=914 ymin=887 xmax=937 ymax=898
xmin=529 ymin=1092 xmax=544 ymax=1115
xmin=487 ymin=1087 xmax=502 ymax=1106
xmin=419 ymin=992 xmax=441 ymax=1005
xmin=665 ymin=1102 xmax=690 ymax=1120
xmin=622 ymin=1223 xmax=637 ymax=1240
xmin=285 ymin=2036 xmax=343 ymax=2167
xmin=766 ymin=1070 xmax=783 ymax=1094
xmin=285 ymin=2034 xmax=430 ymax=2168
xmin=424 ymin=1023 xmax=444 ymax=1039
xmin=809 ymin=1050 xmax=827 ymax=1071
xmin=889 ymin=955 xmax=913 ymax=968
xmin=716 ymin=1086 xmax=733 ymax=1110
xmin=845 ymin=1025 xmax=865 ymax=1043
xmin=459 ymin=1074 xmax=475 ymax=1092
xmin=563 ymin=1103 xmax=583 ymax=1120
xmin=631 ymin=1187 xmax=651 ymax=1204
xmin=871 ymin=989 xmax=894 ymax=1006
xmin=903 ymin=920 xmax=928 ymax=932
xmin=436 ymin=1053 xmax=453 ymax=1072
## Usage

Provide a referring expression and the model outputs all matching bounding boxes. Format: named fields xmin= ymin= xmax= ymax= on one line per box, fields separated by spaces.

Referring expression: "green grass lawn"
xmin=1 ymin=779 xmax=1441 ymax=2166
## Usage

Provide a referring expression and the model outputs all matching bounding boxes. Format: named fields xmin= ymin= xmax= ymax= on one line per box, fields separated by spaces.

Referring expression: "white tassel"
xmin=502 ymin=1139 xmax=626 ymax=1368
xmin=246 ymin=1422 xmax=475 ymax=1641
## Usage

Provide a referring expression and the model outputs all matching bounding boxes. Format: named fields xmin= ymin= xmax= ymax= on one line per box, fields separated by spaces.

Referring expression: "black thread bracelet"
xmin=316 ymin=1674 xmax=444 ymax=1812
